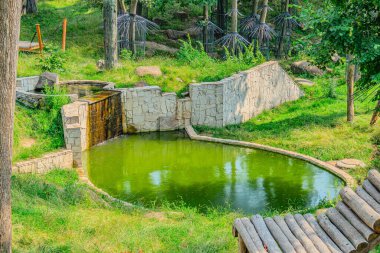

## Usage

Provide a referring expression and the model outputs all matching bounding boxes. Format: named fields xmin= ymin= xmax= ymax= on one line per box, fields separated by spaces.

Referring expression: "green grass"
xmin=196 ymin=65 xmax=380 ymax=181
xmin=12 ymin=169 xmax=338 ymax=253
xmin=18 ymin=0 xmax=261 ymax=94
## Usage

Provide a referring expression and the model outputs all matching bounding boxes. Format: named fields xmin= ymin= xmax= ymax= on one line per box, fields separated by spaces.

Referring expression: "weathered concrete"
xmin=190 ymin=61 xmax=304 ymax=127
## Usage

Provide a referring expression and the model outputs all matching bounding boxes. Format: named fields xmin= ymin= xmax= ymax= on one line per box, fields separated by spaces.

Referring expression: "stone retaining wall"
xmin=13 ymin=150 xmax=73 ymax=174
xmin=119 ymin=87 xmax=191 ymax=133
xmin=190 ymin=61 xmax=303 ymax=127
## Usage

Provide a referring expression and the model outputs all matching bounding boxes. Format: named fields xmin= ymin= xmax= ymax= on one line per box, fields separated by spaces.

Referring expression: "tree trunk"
xmin=277 ymin=0 xmax=289 ymax=59
xmin=117 ymin=0 xmax=126 ymax=15
xmin=26 ymin=0 xmax=37 ymax=14
xmin=203 ymin=4 xmax=209 ymax=52
xmin=0 ymin=0 xmax=22 ymax=252
xmin=231 ymin=0 xmax=238 ymax=33
xmin=21 ymin=0 xmax=27 ymax=15
xmin=217 ymin=0 xmax=226 ymax=31
xmin=129 ymin=0 xmax=138 ymax=54
xmin=260 ymin=0 xmax=269 ymax=23
xmin=137 ymin=2 xmax=143 ymax=16
xmin=370 ymin=100 xmax=380 ymax=126
xmin=346 ymin=54 xmax=355 ymax=122
xmin=252 ymin=0 xmax=259 ymax=15
xmin=104 ymin=0 xmax=118 ymax=69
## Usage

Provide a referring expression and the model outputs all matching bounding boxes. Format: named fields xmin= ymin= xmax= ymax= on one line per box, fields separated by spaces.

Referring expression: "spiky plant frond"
xmin=240 ymin=14 xmax=260 ymax=33
xmin=117 ymin=14 xmax=159 ymax=39
xmin=274 ymin=12 xmax=300 ymax=29
xmin=189 ymin=21 xmax=224 ymax=35
xmin=249 ymin=23 xmax=277 ymax=43
xmin=215 ymin=32 xmax=250 ymax=52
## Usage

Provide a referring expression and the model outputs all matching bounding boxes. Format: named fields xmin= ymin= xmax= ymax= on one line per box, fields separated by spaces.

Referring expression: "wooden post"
xmin=370 ymin=100 xmax=380 ymax=126
xmin=36 ymin=24 xmax=43 ymax=53
xmin=62 ymin=18 xmax=67 ymax=51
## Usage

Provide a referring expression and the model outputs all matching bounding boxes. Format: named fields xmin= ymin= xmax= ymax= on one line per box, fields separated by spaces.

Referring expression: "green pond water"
xmin=83 ymin=131 xmax=344 ymax=213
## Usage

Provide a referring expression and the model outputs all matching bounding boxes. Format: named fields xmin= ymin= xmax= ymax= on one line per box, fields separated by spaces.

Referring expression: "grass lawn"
xmin=18 ymin=0 xmax=262 ymax=94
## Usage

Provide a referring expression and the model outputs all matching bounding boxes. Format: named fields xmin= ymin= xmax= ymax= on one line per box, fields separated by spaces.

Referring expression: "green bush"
xmin=38 ymin=44 xmax=66 ymax=72
xmin=176 ymin=36 xmax=214 ymax=67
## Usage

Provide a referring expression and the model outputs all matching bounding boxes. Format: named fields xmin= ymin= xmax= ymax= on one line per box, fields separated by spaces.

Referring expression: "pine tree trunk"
xmin=117 ymin=0 xmax=126 ymax=15
xmin=346 ymin=54 xmax=355 ymax=122
xmin=231 ymin=0 xmax=238 ymax=33
xmin=0 ymin=0 xmax=22 ymax=252
xmin=104 ymin=0 xmax=118 ymax=69
xmin=129 ymin=0 xmax=138 ymax=54
xmin=203 ymin=4 xmax=209 ymax=52
xmin=370 ymin=100 xmax=380 ymax=126
xmin=26 ymin=0 xmax=37 ymax=14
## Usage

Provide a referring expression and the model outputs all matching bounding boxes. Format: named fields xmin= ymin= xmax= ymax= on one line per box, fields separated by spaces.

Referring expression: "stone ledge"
xmin=185 ymin=125 xmax=356 ymax=188
xmin=13 ymin=149 xmax=73 ymax=174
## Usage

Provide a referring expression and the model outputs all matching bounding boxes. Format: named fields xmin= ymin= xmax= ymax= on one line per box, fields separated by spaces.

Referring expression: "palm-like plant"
xmin=240 ymin=0 xmax=260 ymax=35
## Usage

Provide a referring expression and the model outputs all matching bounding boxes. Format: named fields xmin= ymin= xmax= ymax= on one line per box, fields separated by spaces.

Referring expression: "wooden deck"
xmin=233 ymin=170 xmax=380 ymax=253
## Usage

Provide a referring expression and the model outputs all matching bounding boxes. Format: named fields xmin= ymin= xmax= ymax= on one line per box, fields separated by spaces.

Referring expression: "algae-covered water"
xmin=83 ymin=131 xmax=344 ymax=213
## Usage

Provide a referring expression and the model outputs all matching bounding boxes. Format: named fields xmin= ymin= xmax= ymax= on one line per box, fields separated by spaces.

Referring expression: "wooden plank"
xmin=336 ymin=202 xmax=378 ymax=242
xmin=264 ymin=217 xmax=296 ymax=253
xmin=251 ymin=215 xmax=282 ymax=253
xmin=273 ymin=216 xmax=306 ymax=253
xmin=326 ymin=208 xmax=368 ymax=252
xmin=356 ymin=186 xmax=380 ymax=213
xmin=362 ymin=179 xmax=380 ymax=203
xmin=234 ymin=219 xmax=259 ymax=253
xmin=368 ymin=170 xmax=380 ymax=192
xmin=294 ymin=213 xmax=331 ymax=252
xmin=340 ymin=186 xmax=380 ymax=233
xmin=304 ymin=214 xmax=342 ymax=253
xmin=241 ymin=218 xmax=266 ymax=253
xmin=239 ymin=234 xmax=249 ymax=253
xmin=317 ymin=213 xmax=356 ymax=253
xmin=284 ymin=214 xmax=319 ymax=253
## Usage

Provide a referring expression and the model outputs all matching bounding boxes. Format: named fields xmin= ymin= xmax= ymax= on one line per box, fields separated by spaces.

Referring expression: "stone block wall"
xmin=16 ymin=76 xmax=40 ymax=91
xmin=190 ymin=61 xmax=303 ymax=127
xmin=119 ymin=87 xmax=191 ymax=133
xmin=13 ymin=150 xmax=73 ymax=174
xmin=62 ymin=101 xmax=88 ymax=166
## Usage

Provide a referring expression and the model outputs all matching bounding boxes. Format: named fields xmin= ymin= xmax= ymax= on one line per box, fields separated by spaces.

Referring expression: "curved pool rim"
xmin=185 ymin=125 xmax=356 ymax=188
xmin=80 ymin=126 xmax=356 ymax=209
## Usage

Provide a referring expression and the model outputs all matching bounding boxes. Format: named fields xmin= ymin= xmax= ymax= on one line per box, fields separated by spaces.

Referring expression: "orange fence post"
xmin=62 ymin=18 xmax=67 ymax=51
xmin=36 ymin=24 xmax=43 ymax=54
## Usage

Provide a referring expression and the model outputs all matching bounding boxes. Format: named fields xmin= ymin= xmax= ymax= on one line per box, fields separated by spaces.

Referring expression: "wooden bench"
xmin=233 ymin=169 xmax=380 ymax=253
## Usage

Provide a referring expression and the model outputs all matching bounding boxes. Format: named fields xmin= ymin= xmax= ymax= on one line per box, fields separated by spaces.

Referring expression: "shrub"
xmin=38 ymin=44 xmax=66 ymax=72
xmin=120 ymin=49 xmax=133 ymax=60
xmin=176 ymin=36 xmax=214 ymax=67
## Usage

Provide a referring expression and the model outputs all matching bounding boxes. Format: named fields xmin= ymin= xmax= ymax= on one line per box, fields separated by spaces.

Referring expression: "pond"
xmin=83 ymin=131 xmax=344 ymax=213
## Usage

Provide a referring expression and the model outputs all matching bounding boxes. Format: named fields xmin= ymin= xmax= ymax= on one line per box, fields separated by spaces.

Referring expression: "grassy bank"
xmin=18 ymin=0 xmax=263 ymax=93
xmin=12 ymin=169 xmax=337 ymax=253
xmin=196 ymin=65 xmax=379 ymax=181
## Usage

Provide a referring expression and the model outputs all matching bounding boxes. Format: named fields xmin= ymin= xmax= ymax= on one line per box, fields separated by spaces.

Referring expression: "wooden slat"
xmin=368 ymin=170 xmax=380 ymax=191
xmin=356 ymin=186 xmax=380 ymax=213
xmin=251 ymin=215 xmax=282 ymax=253
xmin=234 ymin=219 xmax=259 ymax=253
xmin=273 ymin=216 xmax=307 ymax=253
xmin=317 ymin=213 xmax=356 ymax=253
xmin=239 ymin=234 xmax=249 ymax=253
xmin=363 ymin=180 xmax=380 ymax=203
xmin=265 ymin=217 xmax=296 ymax=253
xmin=340 ymin=187 xmax=380 ymax=233
xmin=284 ymin=214 xmax=319 ymax=253
xmin=241 ymin=218 xmax=266 ymax=253
xmin=304 ymin=214 xmax=342 ymax=253
xmin=294 ymin=214 xmax=331 ymax=252
xmin=326 ymin=208 xmax=368 ymax=252
xmin=336 ymin=202 xmax=378 ymax=242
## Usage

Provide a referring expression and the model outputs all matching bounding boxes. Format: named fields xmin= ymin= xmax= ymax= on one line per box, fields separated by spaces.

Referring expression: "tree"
xmin=26 ymin=0 xmax=38 ymax=14
xmin=0 ymin=0 xmax=22 ymax=252
xmin=129 ymin=0 xmax=138 ymax=54
xmin=118 ymin=0 xmax=127 ymax=15
xmin=104 ymin=0 xmax=118 ymax=69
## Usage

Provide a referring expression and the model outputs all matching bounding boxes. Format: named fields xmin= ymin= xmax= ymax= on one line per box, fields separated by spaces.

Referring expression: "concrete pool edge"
xmin=185 ymin=125 xmax=357 ymax=188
